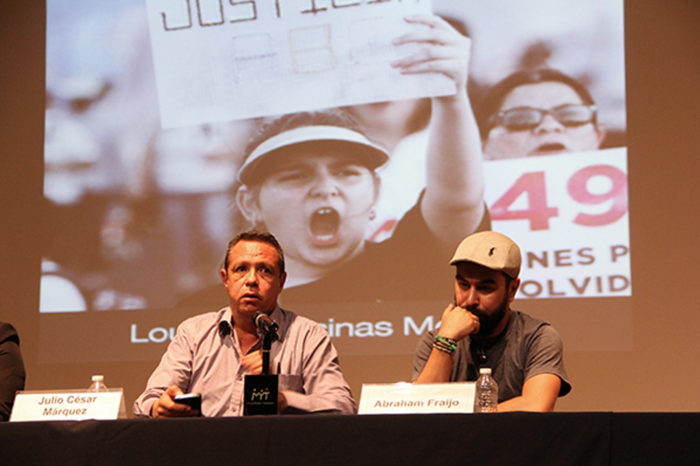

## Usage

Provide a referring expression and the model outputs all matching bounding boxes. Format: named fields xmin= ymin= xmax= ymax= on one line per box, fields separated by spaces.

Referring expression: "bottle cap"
xmin=479 ymin=368 xmax=492 ymax=375
xmin=91 ymin=375 xmax=104 ymax=382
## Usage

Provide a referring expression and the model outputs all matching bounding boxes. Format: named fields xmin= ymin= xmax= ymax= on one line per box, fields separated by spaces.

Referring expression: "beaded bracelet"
xmin=433 ymin=334 xmax=457 ymax=353
xmin=435 ymin=334 xmax=457 ymax=349
xmin=433 ymin=342 xmax=454 ymax=354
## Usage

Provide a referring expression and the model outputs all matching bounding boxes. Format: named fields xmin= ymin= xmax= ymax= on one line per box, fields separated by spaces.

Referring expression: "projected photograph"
xmin=41 ymin=0 xmax=627 ymax=359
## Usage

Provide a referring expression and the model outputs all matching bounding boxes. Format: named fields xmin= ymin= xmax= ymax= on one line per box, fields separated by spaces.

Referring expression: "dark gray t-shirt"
xmin=412 ymin=310 xmax=571 ymax=402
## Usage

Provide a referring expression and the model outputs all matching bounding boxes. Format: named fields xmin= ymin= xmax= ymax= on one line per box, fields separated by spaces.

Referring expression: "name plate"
xmin=358 ymin=382 xmax=475 ymax=415
xmin=10 ymin=389 xmax=126 ymax=422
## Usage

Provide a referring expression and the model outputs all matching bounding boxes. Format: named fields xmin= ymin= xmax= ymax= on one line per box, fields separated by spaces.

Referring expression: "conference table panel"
xmin=610 ymin=412 xmax=699 ymax=465
xmin=1 ymin=412 xmax=697 ymax=466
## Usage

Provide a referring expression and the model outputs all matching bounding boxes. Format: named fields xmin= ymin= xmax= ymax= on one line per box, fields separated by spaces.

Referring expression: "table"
xmin=1 ymin=412 xmax=698 ymax=465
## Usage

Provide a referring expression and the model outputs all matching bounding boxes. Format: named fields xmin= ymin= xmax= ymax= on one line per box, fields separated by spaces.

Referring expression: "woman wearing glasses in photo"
xmin=478 ymin=68 xmax=607 ymax=160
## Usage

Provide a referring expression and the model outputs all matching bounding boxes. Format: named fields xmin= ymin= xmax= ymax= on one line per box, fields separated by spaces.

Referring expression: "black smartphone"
xmin=173 ymin=393 xmax=201 ymax=413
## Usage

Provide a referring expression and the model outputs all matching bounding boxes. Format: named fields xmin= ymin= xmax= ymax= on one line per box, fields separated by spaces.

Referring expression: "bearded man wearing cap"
xmin=412 ymin=231 xmax=571 ymax=412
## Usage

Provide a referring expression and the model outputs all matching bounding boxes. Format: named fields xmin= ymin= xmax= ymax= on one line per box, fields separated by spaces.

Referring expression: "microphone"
xmin=253 ymin=311 xmax=279 ymax=336
xmin=245 ymin=312 xmax=280 ymax=415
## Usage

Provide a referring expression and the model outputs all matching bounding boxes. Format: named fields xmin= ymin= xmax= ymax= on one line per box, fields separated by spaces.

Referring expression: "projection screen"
xmin=39 ymin=0 xmax=629 ymax=367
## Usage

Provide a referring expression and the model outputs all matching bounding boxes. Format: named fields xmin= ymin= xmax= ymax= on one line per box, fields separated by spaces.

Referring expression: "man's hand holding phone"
xmin=151 ymin=385 xmax=201 ymax=418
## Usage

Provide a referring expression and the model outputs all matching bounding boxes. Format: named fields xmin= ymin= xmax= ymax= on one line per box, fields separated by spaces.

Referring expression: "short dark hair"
xmin=504 ymin=274 xmax=514 ymax=290
xmin=478 ymin=68 xmax=597 ymax=139
xmin=222 ymin=230 xmax=285 ymax=277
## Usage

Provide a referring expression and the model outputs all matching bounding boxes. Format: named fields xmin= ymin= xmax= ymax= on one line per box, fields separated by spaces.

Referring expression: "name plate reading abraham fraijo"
xmin=358 ymin=382 xmax=475 ymax=414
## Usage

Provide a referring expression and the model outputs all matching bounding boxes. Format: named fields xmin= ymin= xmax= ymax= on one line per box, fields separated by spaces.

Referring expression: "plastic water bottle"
xmin=473 ymin=368 xmax=498 ymax=413
xmin=88 ymin=375 xmax=108 ymax=392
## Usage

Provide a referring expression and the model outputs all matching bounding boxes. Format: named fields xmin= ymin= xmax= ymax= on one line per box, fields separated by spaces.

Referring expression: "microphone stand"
xmin=262 ymin=331 xmax=274 ymax=375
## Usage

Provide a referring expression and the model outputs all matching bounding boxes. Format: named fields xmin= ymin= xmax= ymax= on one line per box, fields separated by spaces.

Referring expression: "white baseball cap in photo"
xmin=237 ymin=125 xmax=389 ymax=184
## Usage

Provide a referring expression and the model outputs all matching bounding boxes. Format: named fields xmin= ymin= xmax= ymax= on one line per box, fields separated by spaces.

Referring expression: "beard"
xmin=460 ymin=292 xmax=509 ymax=337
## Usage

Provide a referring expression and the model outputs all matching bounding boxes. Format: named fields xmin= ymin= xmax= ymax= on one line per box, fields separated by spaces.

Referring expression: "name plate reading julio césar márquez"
xmin=10 ymin=389 xmax=126 ymax=422
xmin=358 ymin=382 xmax=475 ymax=414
